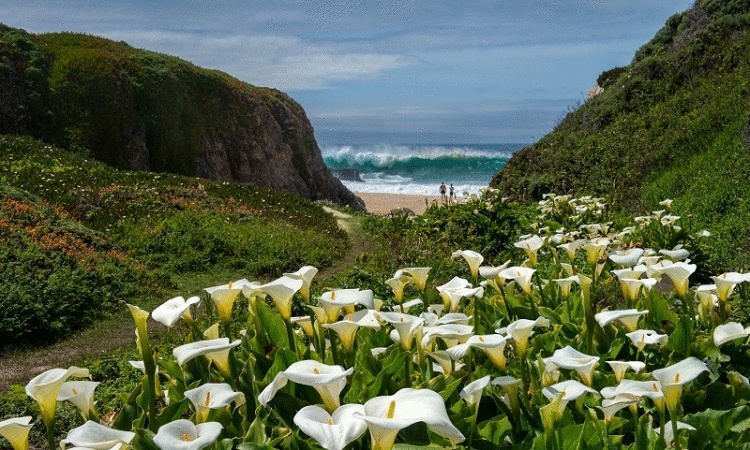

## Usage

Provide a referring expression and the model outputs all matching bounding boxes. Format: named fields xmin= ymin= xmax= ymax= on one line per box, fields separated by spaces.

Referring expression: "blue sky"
xmin=2 ymin=0 xmax=693 ymax=144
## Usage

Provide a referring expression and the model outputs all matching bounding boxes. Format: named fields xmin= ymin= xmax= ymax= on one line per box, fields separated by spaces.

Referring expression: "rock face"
xmin=0 ymin=26 xmax=364 ymax=210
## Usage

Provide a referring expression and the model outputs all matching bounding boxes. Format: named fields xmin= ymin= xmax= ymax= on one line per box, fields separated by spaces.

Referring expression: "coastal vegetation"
xmin=5 ymin=1 xmax=750 ymax=448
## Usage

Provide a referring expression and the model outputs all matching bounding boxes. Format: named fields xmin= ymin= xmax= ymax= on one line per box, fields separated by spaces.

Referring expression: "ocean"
xmin=322 ymin=143 xmax=525 ymax=196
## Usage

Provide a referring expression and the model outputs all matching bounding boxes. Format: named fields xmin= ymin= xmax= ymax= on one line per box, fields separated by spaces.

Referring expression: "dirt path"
xmin=0 ymin=207 xmax=371 ymax=390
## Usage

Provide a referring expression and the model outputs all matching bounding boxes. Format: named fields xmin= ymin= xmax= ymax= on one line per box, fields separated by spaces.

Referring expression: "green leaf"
xmin=256 ymin=298 xmax=289 ymax=349
xmin=668 ymin=316 xmax=693 ymax=357
xmin=477 ymin=416 xmax=513 ymax=443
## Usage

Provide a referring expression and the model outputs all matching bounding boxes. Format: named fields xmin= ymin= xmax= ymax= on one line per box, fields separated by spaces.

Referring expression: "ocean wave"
xmin=322 ymin=143 xmax=518 ymax=169
xmin=340 ymin=179 xmax=488 ymax=196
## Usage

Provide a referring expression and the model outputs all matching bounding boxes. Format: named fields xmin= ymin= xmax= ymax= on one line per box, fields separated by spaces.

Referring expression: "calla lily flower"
xmin=428 ymin=350 xmax=463 ymax=374
xmin=655 ymin=421 xmax=695 ymax=447
xmin=498 ymin=266 xmax=536 ymax=294
xmin=355 ymin=388 xmax=465 ymax=450
xmin=0 ymin=417 xmax=32 ymax=450
xmin=401 ymin=267 xmax=431 ymax=292
xmin=609 ymin=248 xmax=645 ymax=267
xmin=713 ymin=321 xmax=750 ymax=347
xmin=438 ymin=285 xmax=483 ymax=312
xmin=542 ymin=379 xmax=599 ymax=402
xmin=553 ymin=276 xmax=578 ymax=298
xmin=711 ymin=272 xmax=747 ymax=303
xmin=460 ymin=375 xmax=491 ymax=406
xmin=25 ymin=366 xmax=90 ymax=429
xmin=291 ymin=315 xmax=315 ymax=338
xmin=652 ymin=357 xmax=708 ymax=411
xmin=293 ymin=404 xmax=367 ymax=450
xmin=479 ymin=260 xmax=512 ymax=286
xmin=582 ymin=238 xmax=610 ymax=265
xmin=324 ymin=310 xmax=382 ymax=353
xmin=152 ymin=296 xmax=200 ymax=327
xmin=385 ymin=270 xmax=410 ymax=303
xmin=595 ymin=309 xmax=648 ymax=332
xmin=558 ymin=238 xmax=586 ymax=262
xmin=447 ymin=334 xmax=509 ymax=370
xmin=451 ymin=249 xmax=484 ymax=280
xmin=600 ymin=394 xmax=641 ymax=423
xmin=260 ymin=276 xmax=304 ymax=320
xmin=57 ymin=381 xmax=99 ymax=418
xmin=606 ymin=360 xmax=646 ymax=382
xmin=319 ymin=289 xmax=375 ymax=322
xmin=379 ymin=311 xmax=425 ymax=350
xmin=626 ymin=329 xmax=668 ymax=351
xmin=499 ymin=316 xmax=550 ymax=356
xmin=514 ymin=235 xmax=544 ymax=266
xmin=62 ymin=420 xmax=135 ymax=450
xmin=392 ymin=298 xmax=423 ymax=313
xmin=658 ymin=246 xmax=690 ymax=261
xmin=153 ymin=419 xmax=222 ymax=450
xmin=205 ymin=279 xmax=250 ymax=323
xmin=421 ymin=324 xmax=474 ymax=349
xmin=284 ymin=265 xmax=318 ymax=302
xmin=184 ymin=383 xmax=246 ymax=421
xmin=647 ymin=260 xmax=697 ymax=297
xmin=543 ymin=346 xmax=599 ymax=386
xmin=258 ymin=360 xmax=353 ymax=411
xmin=173 ymin=338 xmax=241 ymax=375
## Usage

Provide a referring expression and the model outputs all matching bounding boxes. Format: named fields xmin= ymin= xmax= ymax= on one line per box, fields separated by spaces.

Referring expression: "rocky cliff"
xmin=0 ymin=25 xmax=363 ymax=209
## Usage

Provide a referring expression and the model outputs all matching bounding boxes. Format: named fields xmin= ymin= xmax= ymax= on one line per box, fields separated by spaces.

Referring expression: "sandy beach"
xmin=357 ymin=192 xmax=445 ymax=215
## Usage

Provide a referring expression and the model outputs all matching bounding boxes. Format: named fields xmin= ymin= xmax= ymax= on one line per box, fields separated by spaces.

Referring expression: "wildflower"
xmin=62 ymin=420 xmax=135 ymax=450
xmin=498 ymin=266 xmax=536 ymax=294
xmin=609 ymin=248 xmax=645 ymax=267
xmin=499 ymin=316 xmax=550 ymax=356
xmin=400 ymin=267 xmax=431 ymax=292
xmin=260 ymin=276 xmax=304 ymax=320
xmin=153 ymin=419 xmax=222 ymax=450
xmin=543 ymin=346 xmax=599 ymax=386
xmin=25 ymin=366 xmax=90 ymax=431
xmin=184 ymin=383 xmax=246 ymax=421
xmin=319 ymin=288 xmax=375 ymax=322
xmin=293 ymin=404 xmax=367 ymax=450
xmin=284 ymin=265 xmax=319 ymax=302
xmin=379 ymin=312 xmax=425 ymax=350
xmin=152 ymin=295 xmax=200 ymax=327
xmin=205 ymin=279 xmax=252 ymax=323
xmin=514 ymin=235 xmax=544 ymax=266
xmin=258 ymin=360 xmax=353 ymax=411
xmin=172 ymin=338 xmax=241 ymax=375
xmin=626 ymin=329 xmax=669 ymax=351
xmin=595 ymin=309 xmax=649 ymax=332
xmin=713 ymin=322 xmax=750 ymax=347
xmin=447 ymin=334 xmax=509 ymax=371
xmin=57 ymin=381 xmax=99 ymax=419
xmin=460 ymin=375 xmax=492 ymax=406
xmin=652 ymin=357 xmax=708 ymax=412
xmin=355 ymin=388 xmax=464 ymax=450
xmin=451 ymin=249 xmax=484 ymax=280
xmin=0 ymin=417 xmax=32 ymax=450
xmin=606 ymin=360 xmax=646 ymax=382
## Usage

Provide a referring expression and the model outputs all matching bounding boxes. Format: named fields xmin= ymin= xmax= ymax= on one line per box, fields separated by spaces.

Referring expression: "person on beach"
xmin=449 ymin=184 xmax=455 ymax=204
xmin=439 ymin=182 xmax=447 ymax=203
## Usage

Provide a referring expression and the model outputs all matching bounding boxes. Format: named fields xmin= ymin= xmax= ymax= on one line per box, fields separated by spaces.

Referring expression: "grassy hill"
xmin=0 ymin=134 xmax=349 ymax=346
xmin=492 ymin=0 xmax=750 ymax=268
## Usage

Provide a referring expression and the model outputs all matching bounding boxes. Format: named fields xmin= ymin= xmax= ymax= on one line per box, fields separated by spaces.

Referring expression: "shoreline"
xmin=356 ymin=192 xmax=454 ymax=215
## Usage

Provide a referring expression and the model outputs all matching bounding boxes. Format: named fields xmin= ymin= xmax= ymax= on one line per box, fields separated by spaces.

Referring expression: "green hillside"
xmin=492 ymin=0 xmax=750 ymax=267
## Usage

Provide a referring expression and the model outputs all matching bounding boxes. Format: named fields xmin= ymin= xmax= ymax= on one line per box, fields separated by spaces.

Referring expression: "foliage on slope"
xmin=0 ymin=135 xmax=348 ymax=346
xmin=491 ymin=0 xmax=750 ymax=269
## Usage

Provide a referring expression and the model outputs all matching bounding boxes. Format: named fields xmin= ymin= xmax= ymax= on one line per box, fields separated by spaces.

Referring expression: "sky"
xmin=2 ymin=0 xmax=694 ymax=145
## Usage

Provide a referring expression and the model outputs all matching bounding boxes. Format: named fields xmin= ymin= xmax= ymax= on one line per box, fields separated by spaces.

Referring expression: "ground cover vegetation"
xmin=491 ymin=0 xmax=750 ymax=271
xmin=0 ymin=134 xmax=348 ymax=347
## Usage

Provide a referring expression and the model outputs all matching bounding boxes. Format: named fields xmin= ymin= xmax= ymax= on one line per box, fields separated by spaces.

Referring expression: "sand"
xmin=357 ymin=192 xmax=445 ymax=215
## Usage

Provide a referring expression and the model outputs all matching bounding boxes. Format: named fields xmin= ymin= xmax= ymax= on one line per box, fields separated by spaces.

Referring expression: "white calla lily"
xmin=0 ymin=416 xmax=33 ymax=450
xmin=447 ymin=334 xmax=508 ymax=370
xmin=284 ymin=265 xmax=318 ymax=302
xmin=543 ymin=346 xmax=599 ymax=386
xmin=498 ymin=266 xmax=536 ymax=294
xmin=355 ymin=388 xmax=465 ymax=450
xmin=609 ymin=248 xmax=645 ymax=267
xmin=379 ymin=311 xmax=425 ymax=350
xmin=625 ymin=329 xmax=668 ymax=351
xmin=514 ymin=235 xmax=544 ymax=266
xmin=460 ymin=375 xmax=491 ymax=406
xmin=152 ymin=295 xmax=200 ymax=327
xmin=25 ymin=366 xmax=90 ymax=428
xmin=319 ymin=288 xmax=375 ymax=322
xmin=172 ymin=338 xmax=241 ymax=375
xmin=713 ymin=321 xmax=750 ymax=347
xmin=501 ymin=316 xmax=550 ymax=356
xmin=542 ymin=379 xmax=599 ymax=402
xmin=606 ymin=360 xmax=646 ymax=382
xmin=595 ymin=309 xmax=648 ymax=332
xmin=258 ymin=360 xmax=353 ymax=411
xmin=62 ymin=421 xmax=135 ymax=450
xmin=652 ymin=357 xmax=708 ymax=411
xmin=260 ymin=276 xmax=304 ymax=320
xmin=153 ymin=419 xmax=222 ymax=450
xmin=451 ymin=249 xmax=484 ymax=280
xmin=401 ymin=267 xmax=431 ymax=292
xmin=184 ymin=383 xmax=245 ymax=421
xmin=293 ymin=404 xmax=368 ymax=450
xmin=57 ymin=381 xmax=99 ymax=418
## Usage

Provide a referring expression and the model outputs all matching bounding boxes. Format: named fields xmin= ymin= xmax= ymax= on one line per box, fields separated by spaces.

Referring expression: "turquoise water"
xmin=322 ymin=143 xmax=525 ymax=195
